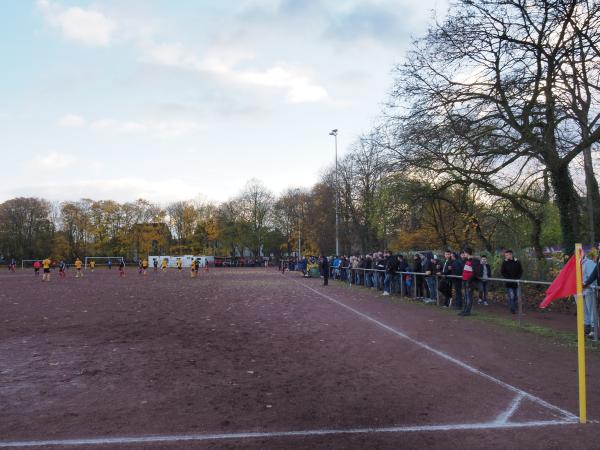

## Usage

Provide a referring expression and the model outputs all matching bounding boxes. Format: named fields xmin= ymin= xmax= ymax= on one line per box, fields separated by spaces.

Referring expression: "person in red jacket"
xmin=459 ymin=248 xmax=480 ymax=317
xmin=33 ymin=260 xmax=41 ymax=276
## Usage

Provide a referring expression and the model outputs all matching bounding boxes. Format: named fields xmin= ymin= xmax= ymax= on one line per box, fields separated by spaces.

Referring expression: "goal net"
xmin=21 ymin=259 xmax=43 ymax=270
xmin=84 ymin=256 xmax=125 ymax=269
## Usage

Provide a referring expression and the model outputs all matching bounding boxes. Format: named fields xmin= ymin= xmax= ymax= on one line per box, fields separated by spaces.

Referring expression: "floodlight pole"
xmin=298 ymin=216 xmax=301 ymax=260
xmin=329 ymin=129 xmax=339 ymax=256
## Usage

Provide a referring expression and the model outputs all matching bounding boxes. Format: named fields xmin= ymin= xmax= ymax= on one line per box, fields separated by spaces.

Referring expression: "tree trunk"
xmin=549 ymin=164 xmax=581 ymax=254
xmin=529 ymin=217 xmax=544 ymax=260
xmin=582 ymin=145 xmax=600 ymax=243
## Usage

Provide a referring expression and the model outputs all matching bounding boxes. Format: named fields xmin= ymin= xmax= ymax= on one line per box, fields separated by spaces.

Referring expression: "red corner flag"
xmin=539 ymin=255 xmax=579 ymax=309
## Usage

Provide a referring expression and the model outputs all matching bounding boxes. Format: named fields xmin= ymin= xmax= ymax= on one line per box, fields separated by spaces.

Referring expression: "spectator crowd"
xmin=280 ymin=246 xmax=599 ymax=338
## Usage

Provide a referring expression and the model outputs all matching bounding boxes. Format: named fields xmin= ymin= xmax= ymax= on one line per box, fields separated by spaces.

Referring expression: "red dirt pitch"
xmin=1 ymin=267 xmax=599 ymax=449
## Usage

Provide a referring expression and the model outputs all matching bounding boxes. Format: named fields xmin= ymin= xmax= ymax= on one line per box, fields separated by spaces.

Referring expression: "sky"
xmin=0 ymin=0 xmax=448 ymax=204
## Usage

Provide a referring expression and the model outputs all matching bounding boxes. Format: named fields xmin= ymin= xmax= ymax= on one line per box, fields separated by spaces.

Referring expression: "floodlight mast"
xmin=329 ymin=129 xmax=339 ymax=257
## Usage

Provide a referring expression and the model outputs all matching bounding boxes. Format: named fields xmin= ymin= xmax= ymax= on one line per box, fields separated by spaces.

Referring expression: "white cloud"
xmin=57 ymin=114 xmax=85 ymax=127
xmin=154 ymin=120 xmax=203 ymax=138
xmin=38 ymin=0 xmax=116 ymax=46
xmin=4 ymin=177 xmax=193 ymax=204
xmin=239 ymin=66 xmax=329 ymax=103
xmin=140 ymin=41 xmax=329 ymax=103
xmin=90 ymin=119 xmax=146 ymax=133
xmin=88 ymin=117 xmax=201 ymax=138
xmin=30 ymin=151 xmax=76 ymax=170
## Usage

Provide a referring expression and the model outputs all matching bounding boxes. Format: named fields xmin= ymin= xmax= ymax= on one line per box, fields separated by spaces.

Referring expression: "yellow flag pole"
xmin=575 ymin=243 xmax=587 ymax=423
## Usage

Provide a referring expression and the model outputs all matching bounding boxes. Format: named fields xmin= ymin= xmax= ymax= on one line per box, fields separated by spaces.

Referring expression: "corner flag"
xmin=539 ymin=255 xmax=578 ymax=309
xmin=539 ymin=244 xmax=587 ymax=424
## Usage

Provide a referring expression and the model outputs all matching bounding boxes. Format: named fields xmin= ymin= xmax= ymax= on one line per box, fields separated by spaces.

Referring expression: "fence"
xmin=325 ymin=265 xmax=600 ymax=341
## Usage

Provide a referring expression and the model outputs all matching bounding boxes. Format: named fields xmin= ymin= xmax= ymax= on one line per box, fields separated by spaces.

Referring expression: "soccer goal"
xmin=21 ymin=259 xmax=43 ymax=270
xmin=84 ymin=256 xmax=125 ymax=269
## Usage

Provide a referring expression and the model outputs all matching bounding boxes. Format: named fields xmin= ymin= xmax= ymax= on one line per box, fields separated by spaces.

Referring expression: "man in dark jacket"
xmin=413 ymin=254 xmax=423 ymax=298
xmin=383 ymin=252 xmax=398 ymax=295
xmin=478 ymin=255 xmax=492 ymax=306
xmin=422 ymin=254 xmax=436 ymax=300
xmin=365 ymin=254 xmax=373 ymax=288
xmin=358 ymin=256 xmax=366 ymax=285
xmin=500 ymin=250 xmax=523 ymax=314
xmin=321 ymin=255 xmax=329 ymax=286
xmin=439 ymin=250 xmax=454 ymax=306
xmin=375 ymin=252 xmax=386 ymax=290
xmin=452 ymin=252 xmax=465 ymax=309
xmin=397 ymin=255 xmax=409 ymax=295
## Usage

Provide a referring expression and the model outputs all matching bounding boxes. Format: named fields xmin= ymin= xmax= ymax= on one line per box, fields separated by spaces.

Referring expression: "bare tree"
xmin=390 ymin=0 xmax=600 ymax=253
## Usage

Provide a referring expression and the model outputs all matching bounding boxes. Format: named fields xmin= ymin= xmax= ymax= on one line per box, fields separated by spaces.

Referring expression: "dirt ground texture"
xmin=0 ymin=267 xmax=599 ymax=449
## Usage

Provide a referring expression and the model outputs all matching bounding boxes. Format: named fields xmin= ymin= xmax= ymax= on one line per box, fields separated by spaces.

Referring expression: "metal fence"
xmin=323 ymin=265 xmax=599 ymax=341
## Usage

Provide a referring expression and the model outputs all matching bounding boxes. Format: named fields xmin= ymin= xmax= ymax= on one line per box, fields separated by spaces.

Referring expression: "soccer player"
xmin=138 ymin=260 xmax=143 ymax=275
xmin=75 ymin=257 xmax=83 ymax=278
xmin=42 ymin=257 xmax=51 ymax=282
xmin=142 ymin=258 xmax=149 ymax=276
xmin=58 ymin=260 xmax=66 ymax=279
xmin=89 ymin=260 xmax=96 ymax=272
xmin=107 ymin=260 xmax=112 ymax=270
xmin=161 ymin=258 xmax=168 ymax=272
xmin=9 ymin=258 xmax=17 ymax=272
xmin=119 ymin=259 xmax=126 ymax=277
xmin=153 ymin=258 xmax=158 ymax=272
xmin=190 ymin=259 xmax=197 ymax=278
xmin=33 ymin=260 xmax=41 ymax=276
xmin=176 ymin=257 xmax=182 ymax=273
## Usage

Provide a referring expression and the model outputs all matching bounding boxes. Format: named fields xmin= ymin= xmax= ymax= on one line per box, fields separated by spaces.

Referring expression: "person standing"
xmin=478 ymin=255 xmax=491 ymax=306
xmin=422 ymin=254 xmax=436 ymax=300
xmin=161 ymin=258 xmax=168 ymax=272
xmin=321 ymin=255 xmax=329 ymax=286
xmin=397 ymin=255 xmax=409 ymax=295
xmin=364 ymin=254 xmax=373 ymax=288
xmin=119 ymin=259 xmax=126 ymax=277
xmin=177 ymin=257 xmax=182 ymax=273
xmin=41 ymin=257 xmax=51 ymax=282
xmin=459 ymin=248 xmax=480 ymax=316
xmin=153 ymin=258 xmax=159 ymax=272
xmin=58 ymin=260 xmax=66 ymax=279
xmin=383 ymin=252 xmax=398 ymax=296
xmin=439 ymin=250 xmax=454 ymax=306
xmin=500 ymin=250 xmax=523 ymax=314
xmin=451 ymin=252 xmax=465 ymax=309
xmin=582 ymin=252 xmax=598 ymax=338
xmin=33 ymin=260 xmax=41 ymax=276
xmin=89 ymin=260 xmax=96 ymax=272
xmin=75 ymin=257 xmax=83 ymax=278
xmin=413 ymin=254 xmax=423 ymax=298
xmin=142 ymin=258 xmax=149 ymax=276
xmin=107 ymin=260 xmax=112 ymax=270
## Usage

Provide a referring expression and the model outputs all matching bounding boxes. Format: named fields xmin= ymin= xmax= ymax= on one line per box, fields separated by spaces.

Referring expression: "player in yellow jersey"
xmin=190 ymin=259 xmax=197 ymax=278
xmin=161 ymin=258 xmax=168 ymax=272
xmin=75 ymin=257 xmax=83 ymax=277
xmin=89 ymin=260 xmax=96 ymax=272
xmin=142 ymin=258 xmax=148 ymax=276
xmin=176 ymin=257 xmax=182 ymax=273
xmin=42 ymin=257 xmax=51 ymax=282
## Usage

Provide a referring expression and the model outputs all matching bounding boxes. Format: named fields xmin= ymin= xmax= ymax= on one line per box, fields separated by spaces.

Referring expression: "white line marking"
xmin=289 ymin=277 xmax=578 ymax=422
xmin=496 ymin=393 xmax=525 ymax=424
xmin=0 ymin=420 xmax=578 ymax=448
